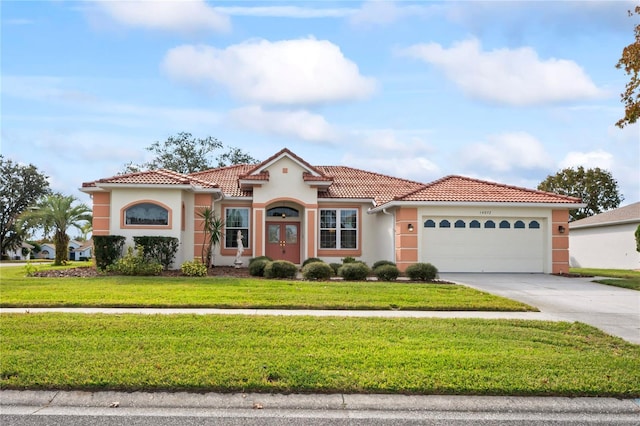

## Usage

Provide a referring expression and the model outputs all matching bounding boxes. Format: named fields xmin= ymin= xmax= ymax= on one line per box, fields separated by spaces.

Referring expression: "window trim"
xmin=223 ymin=207 xmax=251 ymax=250
xmin=121 ymin=200 xmax=172 ymax=229
xmin=317 ymin=206 xmax=361 ymax=256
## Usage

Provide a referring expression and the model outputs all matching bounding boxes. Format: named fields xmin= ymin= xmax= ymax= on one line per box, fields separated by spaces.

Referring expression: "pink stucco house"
xmin=81 ymin=148 xmax=582 ymax=273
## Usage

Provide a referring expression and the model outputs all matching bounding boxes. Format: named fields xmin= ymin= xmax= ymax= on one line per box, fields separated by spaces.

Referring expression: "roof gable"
xmin=82 ymin=169 xmax=219 ymax=190
xmin=241 ymin=148 xmax=329 ymax=179
xmin=396 ymin=175 xmax=582 ymax=204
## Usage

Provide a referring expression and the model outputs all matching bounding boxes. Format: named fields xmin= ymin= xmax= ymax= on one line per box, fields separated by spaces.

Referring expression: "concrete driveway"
xmin=441 ymin=273 xmax=640 ymax=345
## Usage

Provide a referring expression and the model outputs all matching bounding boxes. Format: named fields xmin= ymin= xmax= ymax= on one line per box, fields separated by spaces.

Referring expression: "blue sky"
xmin=2 ymin=0 xmax=639 ymax=206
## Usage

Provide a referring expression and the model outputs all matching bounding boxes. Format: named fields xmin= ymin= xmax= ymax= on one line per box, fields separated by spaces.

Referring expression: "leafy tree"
xmin=616 ymin=5 xmax=640 ymax=128
xmin=19 ymin=194 xmax=92 ymax=265
xmin=0 ymin=156 xmax=50 ymax=258
xmin=538 ymin=167 xmax=624 ymax=221
xmin=123 ymin=132 xmax=258 ymax=174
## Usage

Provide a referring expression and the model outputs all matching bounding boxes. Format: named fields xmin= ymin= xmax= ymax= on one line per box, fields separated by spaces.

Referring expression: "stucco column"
xmin=551 ymin=209 xmax=570 ymax=274
xmin=395 ymin=207 xmax=418 ymax=272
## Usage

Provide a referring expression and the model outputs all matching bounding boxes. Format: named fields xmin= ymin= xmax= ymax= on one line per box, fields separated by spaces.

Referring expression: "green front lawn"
xmin=1 ymin=313 xmax=638 ymax=396
xmin=570 ymin=268 xmax=640 ymax=291
xmin=0 ymin=266 xmax=534 ymax=311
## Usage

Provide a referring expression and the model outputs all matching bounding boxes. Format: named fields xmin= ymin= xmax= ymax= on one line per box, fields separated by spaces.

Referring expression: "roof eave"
xmin=369 ymin=200 xmax=587 ymax=213
xmin=570 ymin=217 xmax=640 ymax=229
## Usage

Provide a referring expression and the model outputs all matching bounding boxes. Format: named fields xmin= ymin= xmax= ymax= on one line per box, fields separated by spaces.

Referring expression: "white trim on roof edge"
xmin=368 ymin=200 xmax=587 ymax=213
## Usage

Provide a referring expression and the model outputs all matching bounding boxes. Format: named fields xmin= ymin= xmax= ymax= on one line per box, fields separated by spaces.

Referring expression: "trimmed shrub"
xmin=264 ymin=260 xmax=298 ymax=279
xmin=107 ymin=246 xmax=162 ymax=276
xmin=93 ymin=235 xmax=126 ymax=271
xmin=329 ymin=263 xmax=342 ymax=276
xmin=181 ymin=259 xmax=208 ymax=277
xmin=372 ymin=260 xmax=396 ymax=270
xmin=374 ymin=264 xmax=400 ymax=281
xmin=406 ymin=262 xmax=438 ymax=281
xmin=339 ymin=262 xmax=370 ymax=281
xmin=341 ymin=256 xmax=357 ymax=264
xmin=249 ymin=256 xmax=272 ymax=265
xmin=302 ymin=262 xmax=333 ymax=280
xmin=133 ymin=236 xmax=179 ymax=270
xmin=302 ymin=257 xmax=324 ymax=267
xmin=249 ymin=258 xmax=270 ymax=277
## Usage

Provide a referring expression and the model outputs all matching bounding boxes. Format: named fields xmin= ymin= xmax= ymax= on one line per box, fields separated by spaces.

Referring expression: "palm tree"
xmin=20 ymin=194 xmax=92 ymax=265
xmin=197 ymin=207 xmax=224 ymax=268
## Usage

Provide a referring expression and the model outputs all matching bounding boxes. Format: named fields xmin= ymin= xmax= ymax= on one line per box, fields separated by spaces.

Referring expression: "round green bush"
xmin=249 ymin=256 xmax=272 ymax=265
xmin=338 ymin=262 xmax=370 ymax=281
xmin=180 ymin=259 xmax=207 ymax=277
xmin=249 ymin=259 xmax=270 ymax=277
xmin=329 ymin=263 xmax=342 ymax=275
xmin=302 ymin=261 xmax=333 ymax=280
xmin=374 ymin=264 xmax=399 ymax=281
xmin=264 ymin=260 xmax=298 ymax=279
xmin=372 ymin=260 xmax=396 ymax=270
xmin=302 ymin=257 xmax=324 ymax=267
xmin=405 ymin=262 xmax=438 ymax=281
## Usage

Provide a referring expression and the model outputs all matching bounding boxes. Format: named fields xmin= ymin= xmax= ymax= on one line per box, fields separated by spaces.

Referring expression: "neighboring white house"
xmin=81 ymin=148 xmax=582 ymax=273
xmin=35 ymin=240 xmax=92 ymax=261
xmin=569 ymin=202 xmax=640 ymax=270
xmin=5 ymin=242 xmax=34 ymax=260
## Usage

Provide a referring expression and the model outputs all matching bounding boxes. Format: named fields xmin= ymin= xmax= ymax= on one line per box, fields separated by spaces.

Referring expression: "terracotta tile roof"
xmin=82 ymin=169 xmax=219 ymax=189
xmin=80 ymin=150 xmax=583 ymax=207
xmin=397 ymin=175 xmax=582 ymax=204
xmin=570 ymin=201 xmax=640 ymax=228
xmin=315 ymin=166 xmax=425 ymax=205
xmin=190 ymin=165 xmax=255 ymax=197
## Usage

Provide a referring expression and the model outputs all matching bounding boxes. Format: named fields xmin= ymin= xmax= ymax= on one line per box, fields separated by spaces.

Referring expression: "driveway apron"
xmin=441 ymin=273 xmax=640 ymax=345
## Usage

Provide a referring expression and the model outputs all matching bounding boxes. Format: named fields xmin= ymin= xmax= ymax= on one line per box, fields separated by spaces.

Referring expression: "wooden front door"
xmin=265 ymin=222 xmax=300 ymax=264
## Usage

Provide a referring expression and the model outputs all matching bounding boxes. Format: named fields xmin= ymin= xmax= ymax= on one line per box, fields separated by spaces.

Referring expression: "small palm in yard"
xmin=19 ymin=194 xmax=92 ymax=266
xmin=197 ymin=206 xmax=224 ymax=268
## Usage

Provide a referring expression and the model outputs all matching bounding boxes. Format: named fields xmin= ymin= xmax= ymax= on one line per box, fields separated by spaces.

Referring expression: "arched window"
xmin=499 ymin=220 xmax=511 ymax=229
xmin=529 ymin=220 xmax=540 ymax=229
xmin=439 ymin=220 xmax=451 ymax=228
xmin=267 ymin=206 xmax=299 ymax=218
xmin=454 ymin=219 xmax=466 ymax=228
xmin=514 ymin=220 xmax=525 ymax=229
xmin=469 ymin=220 xmax=481 ymax=228
xmin=424 ymin=219 xmax=436 ymax=228
xmin=484 ymin=220 xmax=496 ymax=229
xmin=124 ymin=202 xmax=169 ymax=226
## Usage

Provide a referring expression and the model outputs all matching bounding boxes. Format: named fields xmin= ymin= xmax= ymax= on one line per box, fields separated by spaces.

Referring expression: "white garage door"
xmin=421 ymin=217 xmax=545 ymax=273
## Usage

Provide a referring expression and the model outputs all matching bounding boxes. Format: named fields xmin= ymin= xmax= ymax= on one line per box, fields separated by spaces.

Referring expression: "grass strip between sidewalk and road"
xmin=1 ymin=313 xmax=638 ymax=397
xmin=0 ymin=268 xmax=534 ymax=312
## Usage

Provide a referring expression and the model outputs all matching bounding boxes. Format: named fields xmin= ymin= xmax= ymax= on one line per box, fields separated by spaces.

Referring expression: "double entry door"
xmin=265 ymin=222 xmax=300 ymax=264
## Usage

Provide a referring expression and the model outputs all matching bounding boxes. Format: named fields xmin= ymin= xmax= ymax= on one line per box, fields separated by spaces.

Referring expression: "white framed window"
xmin=320 ymin=208 xmax=358 ymax=249
xmin=224 ymin=207 xmax=250 ymax=249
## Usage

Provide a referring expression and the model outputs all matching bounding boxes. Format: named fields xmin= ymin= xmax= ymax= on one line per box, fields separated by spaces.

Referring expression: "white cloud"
xmin=93 ymin=0 xmax=230 ymax=34
xmin=162 ymin=38 xmax=376 ymax=105
xmin=400 ymin=38 xmax=604 ymax=106
xmin=228 ymin=106 xmax=339 ymax=143
xmin=559 ymin=149 xmax=615 ymax=170
xmin=342 ymin=153 xmax=440 ymax=182
xmin=215 ymin=6 xmax=354 ymax=19
xmin=460 ymin=132 xmax=553 ymax=173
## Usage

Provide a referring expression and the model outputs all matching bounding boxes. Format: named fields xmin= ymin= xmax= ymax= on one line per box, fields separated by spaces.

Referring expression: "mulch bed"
xmin=31 ymin=266 xmax=251 ymax=279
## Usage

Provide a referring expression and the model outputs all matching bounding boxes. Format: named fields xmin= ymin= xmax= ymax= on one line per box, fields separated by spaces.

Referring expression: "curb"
xmin=2 ymin=391 xmax=639 ymax=414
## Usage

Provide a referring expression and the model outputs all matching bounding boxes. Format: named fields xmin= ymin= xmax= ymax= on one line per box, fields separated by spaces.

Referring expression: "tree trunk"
xmin=54 ymin=231 xmax=69 ymax=266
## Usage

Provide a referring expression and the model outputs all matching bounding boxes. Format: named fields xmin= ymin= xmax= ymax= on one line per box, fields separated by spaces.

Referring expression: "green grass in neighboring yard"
xmin=0 ymin=266 xmax=534 ymax=311
xmin=1 ymin=313 xmax=638 ymax=396
xmin=570 ymin=268 xmax=640 ymax=291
